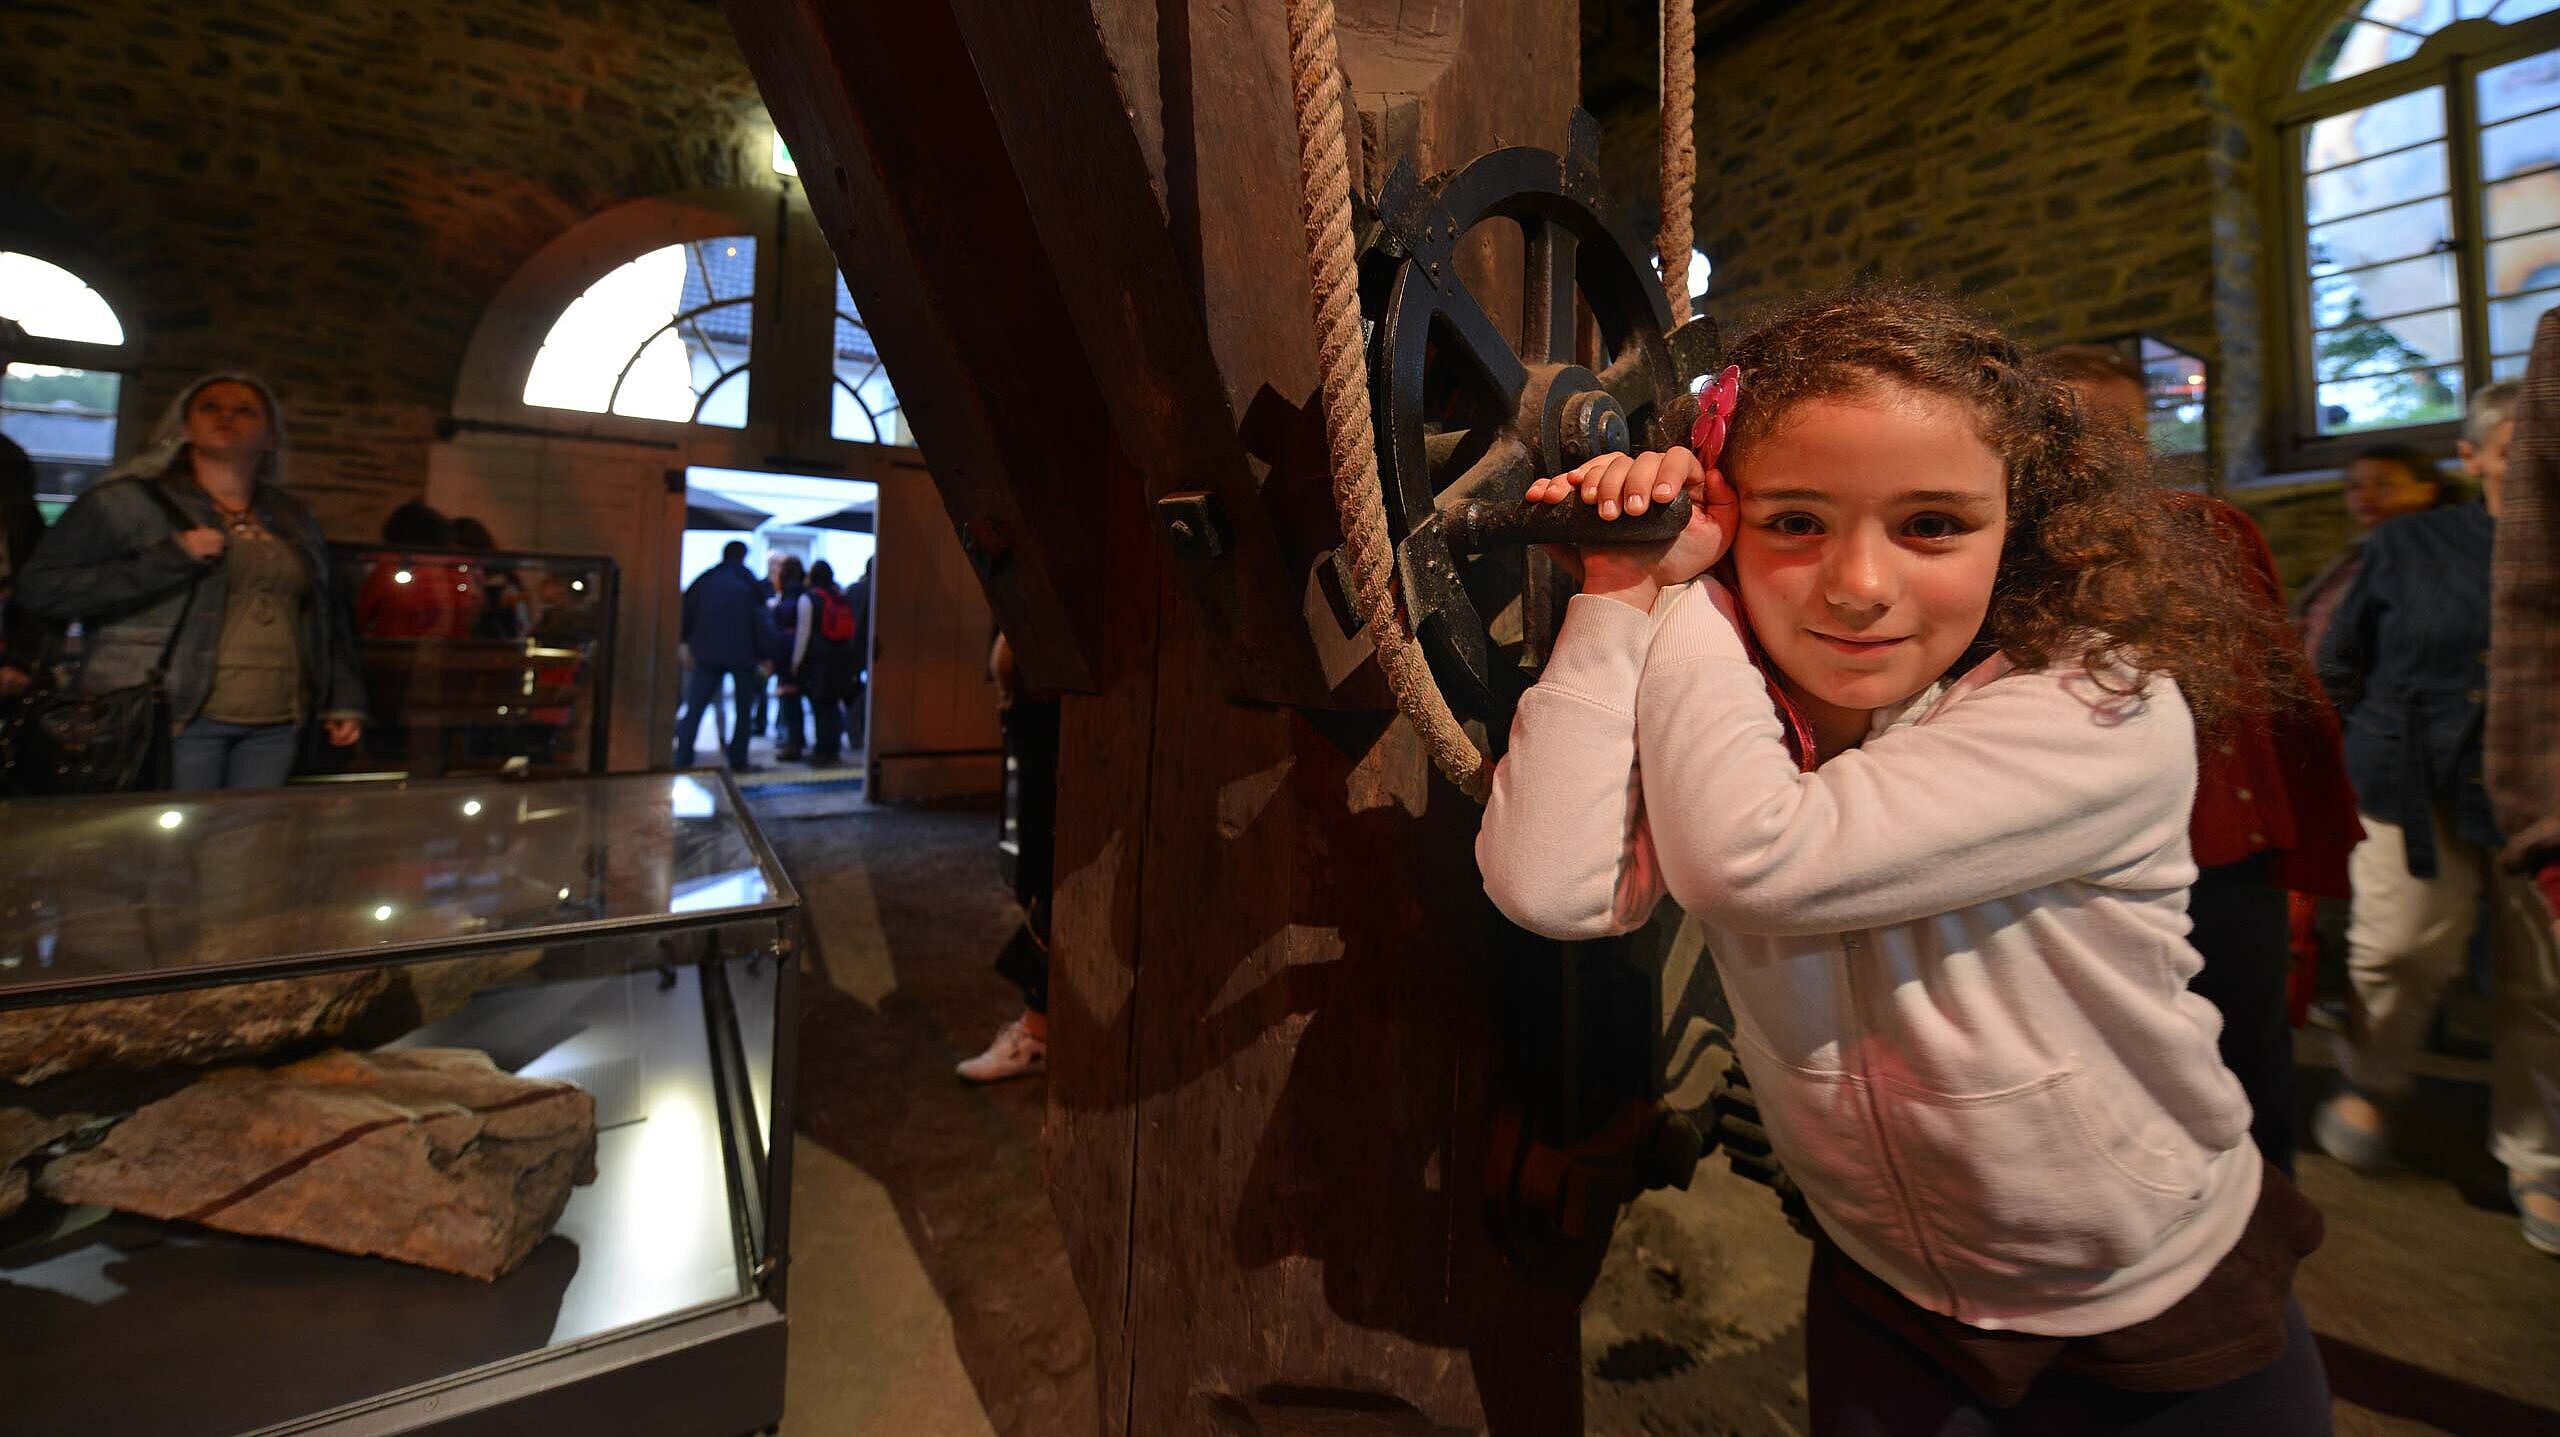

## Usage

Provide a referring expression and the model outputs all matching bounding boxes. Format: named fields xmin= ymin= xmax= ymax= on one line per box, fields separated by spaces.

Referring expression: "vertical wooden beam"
xmin=724 ymin=2 xmax=1590 ymax=1431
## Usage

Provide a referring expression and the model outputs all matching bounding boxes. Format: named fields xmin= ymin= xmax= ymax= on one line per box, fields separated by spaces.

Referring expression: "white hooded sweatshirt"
xmin=1477 ymin=579 xmax=2259 ymax=1337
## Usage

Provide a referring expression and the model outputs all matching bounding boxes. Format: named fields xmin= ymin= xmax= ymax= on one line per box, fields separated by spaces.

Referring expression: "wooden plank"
xmin=1042 ymin=436 xmax=1162 ymax=1437
xmin=1086 ymin=4 xmax=1587 ymax=1432
xmin=722 ymin=0 xmax=1108 ymax=697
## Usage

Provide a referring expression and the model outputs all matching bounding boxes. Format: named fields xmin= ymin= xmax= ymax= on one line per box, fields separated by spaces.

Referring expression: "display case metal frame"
xmin=0 ymin=769 xmax=802 ymax=1437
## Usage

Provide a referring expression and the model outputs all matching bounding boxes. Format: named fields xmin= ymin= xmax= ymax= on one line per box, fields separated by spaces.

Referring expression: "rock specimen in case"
xmin=39 ymin=1047 xmax=596 ymax=1279
xmin=0 ymin=1106 xmax=83 ymax=1220
xmin=0 ymin=953 xmax=540 ymax=1087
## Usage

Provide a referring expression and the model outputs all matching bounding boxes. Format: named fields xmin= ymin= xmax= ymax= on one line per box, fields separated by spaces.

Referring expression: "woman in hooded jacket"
xmin=19 ymin=372 xmax=366 ymax=790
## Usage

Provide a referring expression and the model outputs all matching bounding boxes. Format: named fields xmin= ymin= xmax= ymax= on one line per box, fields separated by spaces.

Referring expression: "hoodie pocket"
xmin=1731 ymin=1029 xmax=1908 ymax=1249
xmin=1885 ymin=1064 xmax=2211 ymax=1280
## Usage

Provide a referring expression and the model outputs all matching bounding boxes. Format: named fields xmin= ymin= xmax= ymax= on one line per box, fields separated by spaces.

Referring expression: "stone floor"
xmin=759 ymin=794 xmax=2560 ymax=1436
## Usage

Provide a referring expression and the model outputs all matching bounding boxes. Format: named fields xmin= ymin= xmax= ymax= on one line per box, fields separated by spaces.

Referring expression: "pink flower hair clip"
xmin=1689 ymin=364 xmax=1741 ymax=468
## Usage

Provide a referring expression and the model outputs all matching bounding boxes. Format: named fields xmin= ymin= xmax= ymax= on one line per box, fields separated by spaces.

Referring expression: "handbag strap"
xmin=129 ymin=479 xmax=213 ymax=681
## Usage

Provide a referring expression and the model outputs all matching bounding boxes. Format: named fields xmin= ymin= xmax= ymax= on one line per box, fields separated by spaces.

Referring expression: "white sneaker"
xmin=956 ymin=1019 xmax=1047 ymax=1083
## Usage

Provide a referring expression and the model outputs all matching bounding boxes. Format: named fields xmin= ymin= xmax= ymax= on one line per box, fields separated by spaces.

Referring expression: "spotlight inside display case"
xmin=0 ymin=770 xmax=797 ymax=1437
xmin=325 ymin=543 xmax=619 ymax=779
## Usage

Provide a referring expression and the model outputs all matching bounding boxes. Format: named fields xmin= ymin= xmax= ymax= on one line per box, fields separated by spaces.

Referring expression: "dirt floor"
xmin=760 ymin=793 xmax=2560 ymax=1437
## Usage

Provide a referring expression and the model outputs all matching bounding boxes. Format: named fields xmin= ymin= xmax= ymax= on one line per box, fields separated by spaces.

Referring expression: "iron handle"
xmin=1440 ymin=489 xmax=1692 ymax=554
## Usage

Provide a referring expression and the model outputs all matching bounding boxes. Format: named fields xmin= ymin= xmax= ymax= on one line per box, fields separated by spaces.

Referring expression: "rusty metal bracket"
xmin=1154 ymin=490 xmax=1231 ymax=560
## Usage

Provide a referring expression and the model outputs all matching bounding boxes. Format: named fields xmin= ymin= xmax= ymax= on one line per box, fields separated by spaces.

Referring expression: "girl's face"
xmin=2340 ymin=457 xmax=2438 ymax=529
xmin=184 ymin=381 xmax=274 ymax=461
xmin=1731 ymin=388 xmax=2009 ymax=736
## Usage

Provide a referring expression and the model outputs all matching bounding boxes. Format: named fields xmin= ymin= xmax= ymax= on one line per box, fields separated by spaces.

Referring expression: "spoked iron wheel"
xmin=1360 ymin=115 xmax=1717 ymax=728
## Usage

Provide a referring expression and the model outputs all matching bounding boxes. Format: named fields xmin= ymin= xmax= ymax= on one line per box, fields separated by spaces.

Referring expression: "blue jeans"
xmin=171 ymin=718 xmax=301 ymax=791
xmin=676 ymin=664 xmax=757 ymax=769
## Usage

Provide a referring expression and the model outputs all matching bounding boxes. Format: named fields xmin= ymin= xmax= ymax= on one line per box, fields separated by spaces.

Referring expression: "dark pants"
xmin=2188 ymin=855 xmax=2298 ymax=1175
xmin=774 ymin=684 xmax=807 ymax=755
xmin=744 ymin=667 xmax=768 ymax=736
xmin=997 ymin=700 xmax=1060 ymax=1013
xmin=806 ymin=650 xmax=852 ymax=760
xmin=676 ymin=664 xmax=756 ymax=769
xmin=1806 ymin=1274 xmax=2332 ymax=1437
xmin=171 ymin=718 xmax=300 ymax=791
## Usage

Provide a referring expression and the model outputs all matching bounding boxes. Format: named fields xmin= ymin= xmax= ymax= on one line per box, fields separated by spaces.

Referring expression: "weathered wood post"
xmin=723 ymin=3 xmax=1596 ymax=1430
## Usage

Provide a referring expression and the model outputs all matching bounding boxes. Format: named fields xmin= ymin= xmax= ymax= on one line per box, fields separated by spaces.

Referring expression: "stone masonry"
xmin=4 ymin=0 xmax=772 ymax=537
xmin=1584 ymin=0 xmax=2295 ymax=497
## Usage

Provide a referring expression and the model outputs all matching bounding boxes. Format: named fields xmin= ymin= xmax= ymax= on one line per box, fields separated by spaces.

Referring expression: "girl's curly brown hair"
xmin=1667 ymin=283 xmax=2294 ymax=734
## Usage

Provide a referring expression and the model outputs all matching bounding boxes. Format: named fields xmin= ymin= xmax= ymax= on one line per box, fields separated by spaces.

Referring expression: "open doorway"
xmin=676 ymin=465 xmax=877 ymax=792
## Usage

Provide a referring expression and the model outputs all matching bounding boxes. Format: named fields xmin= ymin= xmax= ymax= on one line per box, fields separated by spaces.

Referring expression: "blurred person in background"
xmin=675 ymin=539 xmax=777 ymax=771
xmin=768 ymin=555 xmax=813 ymax=762
xmin=2315 ymin=379 xmax=2560 ymax=1256
xmin=2051 ymin=344 xmax=2360 ymax=1173
xmin=2297 ymin=445 xmax=2455 ymax=664
xmin=18 ymin=373 xmax=364 ymax=789
xmin=800 ymin=559 xmax=858 ymax=767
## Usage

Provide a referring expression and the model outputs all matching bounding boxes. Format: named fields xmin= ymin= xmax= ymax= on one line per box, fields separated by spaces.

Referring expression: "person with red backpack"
xmin=802 ymin=559 xmax=862 ymax=766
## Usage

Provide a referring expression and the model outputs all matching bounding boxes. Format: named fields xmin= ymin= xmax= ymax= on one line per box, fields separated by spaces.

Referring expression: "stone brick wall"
xmin=4 ymin=0 xmax=771 ymax=535
xmin=1584 ymin=0 xmax=2290 ymax=497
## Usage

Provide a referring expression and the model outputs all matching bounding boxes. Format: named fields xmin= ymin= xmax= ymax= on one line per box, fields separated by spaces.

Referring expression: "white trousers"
xmin=2335 ymin=808 xmax=2560 ymax=1181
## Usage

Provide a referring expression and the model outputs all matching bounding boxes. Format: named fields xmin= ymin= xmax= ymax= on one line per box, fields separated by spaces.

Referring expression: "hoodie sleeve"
xmin=1634 ymin=578 xmax=2197 ymax=937
xmin=1477 ymin=591 xmax=1669 ymax=941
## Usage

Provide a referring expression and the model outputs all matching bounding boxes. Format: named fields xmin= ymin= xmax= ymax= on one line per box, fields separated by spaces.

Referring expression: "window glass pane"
xmin=524 ymin=237 xmax=755 ymax=427
xmin=2315 ymin=305 xmax=2464 ymax=377
xmin=1 ymin=363 xmax=119 ymax=500
xmin=2490 ymin=286 xmax=2560 ymax=349
xmin=2304 ymin=88 xmax=2445 ymax=177
xmin=2493 ymin=352 xmax=2531 ymax=380
xmin=2316 ymin=364 xmax=2466 ymax=433
xmin=2307 ymin=141 xmax=2449 ymax=223
xmin=829 ymin=273 xmax=907 ymax=447
xmin=2487 ymin=227 xmax=2560 ymax=293
xmin=2494 ymin=0 xmax=2560 ymax=22
xmin=2484 ymin=170 xmax=2560 ymax=236
xmin=2479 ymin=47 xmax=2560 ymax=125
xmin=2308 ymin=195 xmax=2454 ymax=274
xmin=2137 ymin=340 xmax=2208 ymax=457
xmin=695 ymin=367 xmax=751 ymax=429
xmin=2464 ymin=0 xmax=2503 ymax=18
xmin=2305 ymin=20 xmax=2429 ymax=87
xmin=2312 ymin=251 xmax=2459 ymax=324
xmin=0 ymin=252 xmax=126 ymax=346
xmin=2482 ymin=106 xmax=2560 ymax=185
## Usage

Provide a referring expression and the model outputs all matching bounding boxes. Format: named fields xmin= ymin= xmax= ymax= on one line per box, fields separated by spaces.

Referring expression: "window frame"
xmin=2270 ymin=8 xmax=2560 ymax=469
xmin=452 ymin=189 xmax=921 ymax=481
xmin=0 ymin=238 xmax=142 ymax=501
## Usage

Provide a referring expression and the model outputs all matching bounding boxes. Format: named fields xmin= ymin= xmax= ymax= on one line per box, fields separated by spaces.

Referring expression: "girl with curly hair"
xmin=1478 ymin=286 xmax=2331 ymax=1433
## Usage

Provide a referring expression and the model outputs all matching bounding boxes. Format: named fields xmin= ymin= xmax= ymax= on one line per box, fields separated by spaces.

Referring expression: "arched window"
xmin=2278 ymin=2 xmax=2560 ymax=450
xmin=0 ymin=250 xmax=133 ymax=504
xmin=523 ymin=236 xmax=757 ymax=428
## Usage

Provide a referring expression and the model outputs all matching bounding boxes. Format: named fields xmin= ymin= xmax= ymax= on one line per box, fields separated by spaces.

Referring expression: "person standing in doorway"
xmin=768 ymin=556 xmax=814 ymax=762
xmin=843 ymin=555 xmax=874 ymax=749
xmin=801 ymin=559 xmax=858 ymax=766
xmin=675 ymin=540 xmax=777 ymax=771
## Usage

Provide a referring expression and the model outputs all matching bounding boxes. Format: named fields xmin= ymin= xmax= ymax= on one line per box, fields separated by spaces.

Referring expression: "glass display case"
xmin=325 ymin=544 xmax=620 ymax=779
xmin=0 ymin=771 xmax=796 ymax=1437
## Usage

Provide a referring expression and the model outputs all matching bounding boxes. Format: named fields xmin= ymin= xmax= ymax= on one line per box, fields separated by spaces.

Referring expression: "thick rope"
xmin=1285 ymin=0 xmax=1491 ymax=800
xmin=1659 ymin=0 xmax=1697 ymax=324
